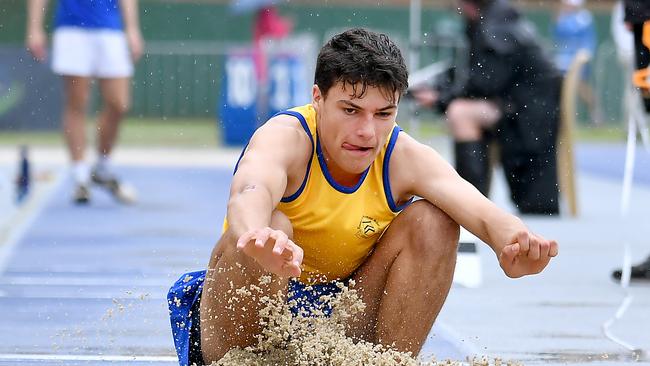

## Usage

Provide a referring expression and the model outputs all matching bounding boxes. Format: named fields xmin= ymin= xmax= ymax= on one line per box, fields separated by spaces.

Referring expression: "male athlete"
xmin=168 ymin=28 xmax=559 ymax=366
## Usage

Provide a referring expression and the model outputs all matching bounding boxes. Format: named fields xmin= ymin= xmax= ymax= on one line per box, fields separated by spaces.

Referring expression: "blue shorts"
xmin=167 ymin=270 xmax=346 ymax=366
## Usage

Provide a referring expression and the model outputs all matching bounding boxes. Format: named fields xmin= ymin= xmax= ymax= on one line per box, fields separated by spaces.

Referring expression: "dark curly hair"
xmin=314 ymin=28 xmax=408 ymax=104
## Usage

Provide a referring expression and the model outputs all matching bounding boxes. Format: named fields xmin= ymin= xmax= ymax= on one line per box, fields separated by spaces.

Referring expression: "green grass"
xmin=575 ymin=124 xmax=627 ymax=141
xmin=405 ymin=118 xmax=629 ymax=143
xmin=0 ymin=117 xmax=220 ymax=148
xmin=0 ymin=116 xmax=630 ymax=148
xmin=120 ymin=118 xmax=220 ymax=147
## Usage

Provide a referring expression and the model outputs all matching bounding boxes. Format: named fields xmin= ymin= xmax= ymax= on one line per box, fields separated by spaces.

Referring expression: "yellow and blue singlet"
xmin=269 ymin=104 xmax=412 ymax=284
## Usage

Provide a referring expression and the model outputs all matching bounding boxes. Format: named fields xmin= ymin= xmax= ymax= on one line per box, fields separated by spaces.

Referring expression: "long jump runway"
xmin=2 ymin=142 xmax=649 ymax=365
xmin=0 ymin=165 xmax=231 ymax=365
xmin=0 ymin=162 xmax=471 ymax=365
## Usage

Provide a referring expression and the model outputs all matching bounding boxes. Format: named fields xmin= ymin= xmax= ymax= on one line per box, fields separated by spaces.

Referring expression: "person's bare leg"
xmin=97 ymin=77 xmax=130 ymax=156
xmin=348 ymin=200 xmax=459 ymax=355
xmin=200 ymin=211 xmax=293 ymax=363
xmin=446 ymin=99 xmax=501 ymax=195
xmin=578 ymin=81 xmax=603 ymax=125
xmin=62 ymin=76 xmax=92 ymax=162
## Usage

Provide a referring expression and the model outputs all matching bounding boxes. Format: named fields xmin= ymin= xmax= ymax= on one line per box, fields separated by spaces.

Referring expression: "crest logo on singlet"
xmin=356 ymin=216 xmax=379 ymax=239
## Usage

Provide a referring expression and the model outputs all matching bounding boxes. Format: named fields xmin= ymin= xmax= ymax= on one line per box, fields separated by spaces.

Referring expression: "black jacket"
xmin=438 ymin=0 xmax=561 ymax=154
xmin=624 ymin=0 xmax=650 ymax=24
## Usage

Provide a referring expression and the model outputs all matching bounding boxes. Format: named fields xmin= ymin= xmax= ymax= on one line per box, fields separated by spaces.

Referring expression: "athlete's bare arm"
xmin=25 ymin=0 xmax=49 ymax=61
xmin=389 ymin=132 xmax=558 ymax=278
xmin=226 ymin=115 xmax=311 ymax=277
xmin=118 ymin=0 xmax=144 ymax=62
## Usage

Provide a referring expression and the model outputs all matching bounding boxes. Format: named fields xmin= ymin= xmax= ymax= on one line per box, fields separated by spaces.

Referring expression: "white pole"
xmin=409 ymin=0 xmax=421 ymax=73
xmin=602 ymin=85 xmax=645 ymax=358
xmin=620 ymin=93 xmax=638 ymax=218
xmin=408 ymin=0 xmax=422 ymax=137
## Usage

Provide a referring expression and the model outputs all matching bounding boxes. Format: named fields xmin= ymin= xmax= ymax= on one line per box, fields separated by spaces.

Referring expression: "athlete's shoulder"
xmin=244 ymin=109 xmax=314 ymax=172
xmin=388 ymin=129 xmax=425 ymax=159
xmin=253 ymin=113 xmax=309 ymax=146
xmin=264 ymin=106 xmax=313 ymax=136
xmin=388 ymin=130 xmax=449 ymax=175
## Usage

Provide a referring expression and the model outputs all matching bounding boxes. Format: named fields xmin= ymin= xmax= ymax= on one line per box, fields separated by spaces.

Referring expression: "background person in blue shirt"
xmin=552 ymin=0 xmax=602 ymax=125
xmin=26 ymin=0 xmax=143 ymax=204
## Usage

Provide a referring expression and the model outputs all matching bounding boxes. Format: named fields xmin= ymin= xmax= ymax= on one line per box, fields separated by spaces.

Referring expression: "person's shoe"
xmin=91 ymin=170 xmax=137 ymax=204
xmin=72 ymin=184 xmax=90 ymax=204
xmin=612 ymin=256 xmax=650 ymax=281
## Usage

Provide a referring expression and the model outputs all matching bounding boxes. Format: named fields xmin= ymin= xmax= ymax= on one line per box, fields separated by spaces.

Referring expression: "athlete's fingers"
xmin=282 ymin=242 xmax=303 ymax=277
xmin=270 ymin=230 xmax=289 ymax=255
xmin=280 ymin=246 xmax=293 ymax=261
xmin=255 ymin=228 xmax=271 ymax=248
xmin=289 ymin=241 xmax=304 ymax=267
xmin=539 ymin=240 xmax=550 ymax=259
xmin=500 ymin=243 xmax=519 ymax=265
xmin=517 ymin=231 xmax=530 ymax=253
xmin=528 ymin=239 xmax=541 ymax=261
xmin=278 ymin=241 xmax=296 ymax=262
xmin=282 ymin=261 xmax=302 ymax=277
xmin=549 ymin=240 xmax=559 ymax=257
xmin=236 ymin=231 xmax=256 ymax=250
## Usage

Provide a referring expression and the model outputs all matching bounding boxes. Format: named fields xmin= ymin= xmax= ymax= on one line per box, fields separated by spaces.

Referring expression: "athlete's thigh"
xmin=350 ymin=201 xmax=447 ymax=307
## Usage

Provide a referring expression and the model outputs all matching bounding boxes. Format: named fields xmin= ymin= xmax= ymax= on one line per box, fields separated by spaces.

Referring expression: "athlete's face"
xmin=312 ymin=81 xmax=399 ymax=185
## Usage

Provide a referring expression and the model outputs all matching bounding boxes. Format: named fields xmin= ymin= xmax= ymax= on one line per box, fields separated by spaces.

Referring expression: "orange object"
xmin=632 ymin=68 xmax=650 ymax=89
xmin=632 ymin=21 xmax=650 ymax=90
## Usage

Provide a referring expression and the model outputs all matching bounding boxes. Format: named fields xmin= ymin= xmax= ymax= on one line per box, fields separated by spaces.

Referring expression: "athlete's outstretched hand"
xmin=498 ymin=230 xmax=558 ymax=278
xmin=236 ymin=227 xmax=303 ymax=278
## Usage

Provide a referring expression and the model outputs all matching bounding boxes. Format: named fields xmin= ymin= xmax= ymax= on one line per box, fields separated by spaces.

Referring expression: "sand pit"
xmin=205 ymin=278 xmax=522 ymax=366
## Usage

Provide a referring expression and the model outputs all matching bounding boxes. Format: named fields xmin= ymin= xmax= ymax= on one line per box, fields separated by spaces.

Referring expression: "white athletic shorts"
xmin=51 ymin=27 xmax=133 ymax=78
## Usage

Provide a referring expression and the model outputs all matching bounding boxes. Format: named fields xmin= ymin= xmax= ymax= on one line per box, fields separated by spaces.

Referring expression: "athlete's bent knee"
xmin=401 ymin=200 xmax=459 ymax=254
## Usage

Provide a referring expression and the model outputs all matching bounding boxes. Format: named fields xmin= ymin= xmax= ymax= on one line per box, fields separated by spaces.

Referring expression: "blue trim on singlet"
xmin=316 ymin=135 xmax=370 ymax=194
xmin=232 ymin=142 xmax=249 ymax=175
xmin=383 ymin=126 xmax=414 ymax=212
xmin=230 ymin=111 xmax=314 ymax=204
xmin=274 ymin=111 xmax=314 ymax=203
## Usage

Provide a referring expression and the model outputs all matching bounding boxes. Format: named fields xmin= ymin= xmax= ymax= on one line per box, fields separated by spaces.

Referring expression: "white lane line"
xmin=0 ymin=276 xmax=169 ymax=299
xmin=0 ymin=169 xmax=65 ymax=274
xmin=0 ymin=276 xmax=168 ymax=286
xmin=0 ymin=353 xmax=177 ymax=362
xmin=0 ymin=292 xmax=166 ymax=300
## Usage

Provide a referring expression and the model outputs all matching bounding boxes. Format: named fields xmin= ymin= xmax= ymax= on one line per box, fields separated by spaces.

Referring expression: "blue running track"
xmin=0 ymin=163 xmax=471 ymax=365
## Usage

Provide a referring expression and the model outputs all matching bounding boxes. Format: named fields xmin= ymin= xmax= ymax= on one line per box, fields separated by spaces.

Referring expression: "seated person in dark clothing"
xmin=414 ymin=0 xmax=562 ymax=215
